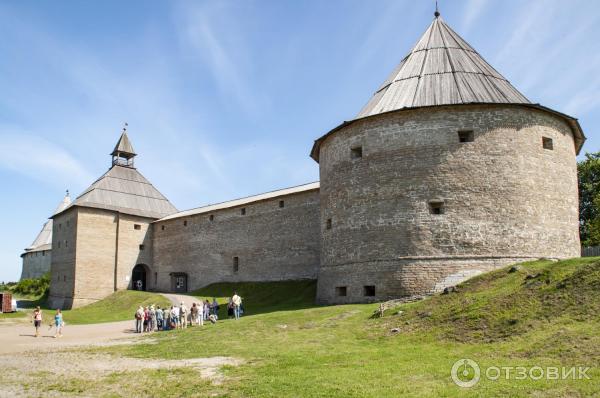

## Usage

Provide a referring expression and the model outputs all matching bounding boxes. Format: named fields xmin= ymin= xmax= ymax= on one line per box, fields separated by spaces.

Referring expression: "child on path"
xmin=32 ymin=306 xmax=42 ymax=337
xmin=54 ymin=309 xmax=64 ymax=338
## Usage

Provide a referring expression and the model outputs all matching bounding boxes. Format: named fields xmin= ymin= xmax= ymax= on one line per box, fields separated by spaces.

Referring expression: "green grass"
xmin=191 ymin=279 xmax=317 ymax=318
xmin=61 ymin=290 xmax=171 ymax=325
xmin=93 ymin=258 xmax=600 ymax=397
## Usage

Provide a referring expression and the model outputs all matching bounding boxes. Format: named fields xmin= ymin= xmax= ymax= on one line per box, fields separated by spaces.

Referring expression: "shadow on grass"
xmin=189 ymin=279 xmax=319 ymax=318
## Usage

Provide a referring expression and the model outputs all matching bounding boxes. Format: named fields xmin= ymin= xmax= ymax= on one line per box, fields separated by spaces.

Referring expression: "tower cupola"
xmin=111 ymin=123 xmax=137 ymax=168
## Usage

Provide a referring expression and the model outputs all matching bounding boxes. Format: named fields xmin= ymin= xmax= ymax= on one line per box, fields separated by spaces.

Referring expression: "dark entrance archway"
xmin=131 ymin=264 xmax=149 ymax=291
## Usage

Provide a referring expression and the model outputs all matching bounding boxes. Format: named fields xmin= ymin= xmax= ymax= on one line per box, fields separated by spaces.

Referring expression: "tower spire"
xmin=434 ymin=0 xmax=440 ymax=18
xmin=111 ymin=124 xmax=137 ymax=168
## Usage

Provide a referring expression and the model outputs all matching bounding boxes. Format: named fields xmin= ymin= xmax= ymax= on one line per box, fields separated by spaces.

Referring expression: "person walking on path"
xmin=32 ymin=306 xmax=43 ymax=337
xmin=53 ymin=309 xmax=64 ymax=338
xmin=143 ymin=306 xmax=150 ymax=332
xmin=135 ymin=306 xmax=144 ymax=333
xmin=232 ymin=292 xmax=242 ymax=320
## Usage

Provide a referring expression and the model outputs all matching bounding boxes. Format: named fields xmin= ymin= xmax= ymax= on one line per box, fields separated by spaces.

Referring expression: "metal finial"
xmin=123 ymin=122 xmax=128 ymax=132
xmin=434 ymin=0 xmax=440 ymax=17
xmin=66 ymin=189 xmax=70 ymax=197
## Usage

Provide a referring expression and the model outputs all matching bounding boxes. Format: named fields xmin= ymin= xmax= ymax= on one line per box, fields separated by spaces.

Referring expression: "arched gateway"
xmin=131 ymin=264 xmax=150 ymax=291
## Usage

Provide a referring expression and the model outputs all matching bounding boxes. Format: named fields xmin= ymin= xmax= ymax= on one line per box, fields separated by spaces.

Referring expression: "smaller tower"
xmin=111 ymin=124 xmax=137 ymax=168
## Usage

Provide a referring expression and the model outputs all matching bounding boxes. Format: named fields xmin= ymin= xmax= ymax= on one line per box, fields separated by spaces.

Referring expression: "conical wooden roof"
xmin=111 ymin=131 xmax=136 ymax=158
xmin=356 ymin=15 xmax=529 ymax=118
xmin=61 ymin=165 xmax=178 ymax=219
xmin=310 ymin=14 xmax=585 ymax=161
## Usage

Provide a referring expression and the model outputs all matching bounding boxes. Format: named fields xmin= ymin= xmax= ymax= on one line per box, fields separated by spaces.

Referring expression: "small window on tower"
xmin=351 ymin=146 xmax=363 ymax=159
xmin=161 ymin=225 xmax=165 ymax=231
xmin=63 ymin=275 xmax=66 ymax=282
xmin=429 ymin=201 xmax=445 ymax=215
xmin=59 ymin=223 xmax=62 ymax=230
xmin=326 ymin=218 xmax=332 ymax=230
xmin=363 ymin=285 xmax=376 ymax=297
xmin=233 ymin=256 xmax=239 ymax=273
xmin=209 ymin=214 xmax=214 ymax=222
xmin=139 ymin=244 xmax=145 ymax=251
xmin=458 ymin=130 xmax=474 ymax=143
xmin=542 ymin=137 xmax=553 ymax=150
xmin=279 ymin=200 xmax=285 ymax=208
xmin=336 ymin=286 xmax=347 ymax=297
xmin=183 ymin=220 xmax=188 ymax=227
xmin=241 ymin=208 xmax=246 ymax=215
xmin=65 ymin=240 xmax=68 ymax=248
xmin=134 ymin=224 xmax=141 ymax=230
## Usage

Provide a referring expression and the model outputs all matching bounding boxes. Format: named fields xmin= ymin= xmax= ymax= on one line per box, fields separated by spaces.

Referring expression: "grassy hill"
xmin=87 ymin=258 xmax=600 ymax=397
xmin=2 ymin=290 xmax=170 ymax=325
xmin=191 ymin=279 xmax=317 ymax=317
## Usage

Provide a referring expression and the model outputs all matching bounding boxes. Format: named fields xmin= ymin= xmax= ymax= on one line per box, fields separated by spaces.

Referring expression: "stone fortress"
xmin=20 ymin=13 xmax=584 ymax=309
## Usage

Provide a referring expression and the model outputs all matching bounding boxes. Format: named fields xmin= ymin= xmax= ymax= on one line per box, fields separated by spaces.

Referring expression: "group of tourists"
xmin=31 ymin=306 xmax=64 ymax=338
xmin=134 ymin=292 xmax=243 ymax=333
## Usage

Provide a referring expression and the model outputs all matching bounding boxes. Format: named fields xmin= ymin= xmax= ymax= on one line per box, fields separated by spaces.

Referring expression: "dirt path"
xmin=162 ymin=293 xmax=204 ymax=309
xmin=0 ymin=319 xmax=138 ymax=354
xmin=0 ymin=293 xmax=201 ymax=355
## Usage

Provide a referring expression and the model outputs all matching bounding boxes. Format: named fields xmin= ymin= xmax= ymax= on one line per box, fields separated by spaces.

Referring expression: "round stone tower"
xmin=311 ymin=14 xmax=585 ymax=304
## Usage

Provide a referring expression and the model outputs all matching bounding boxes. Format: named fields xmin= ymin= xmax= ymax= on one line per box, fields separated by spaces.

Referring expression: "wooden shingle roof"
xmin=357 ymin=15 xmax=529 ymax=118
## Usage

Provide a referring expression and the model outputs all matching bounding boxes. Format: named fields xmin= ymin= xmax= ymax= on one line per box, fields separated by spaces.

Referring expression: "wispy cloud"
xmin=174 ymin=2 xmax=267 ymax=117
xmin=0 ymin=127 xmax=94 ymax=189
xmin=460 ymin=0 xmax=488 ymax=35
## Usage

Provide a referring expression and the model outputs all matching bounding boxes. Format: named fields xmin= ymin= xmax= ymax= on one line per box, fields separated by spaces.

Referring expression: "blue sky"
xmin=1 ymin=0 xmax=598 ymax=282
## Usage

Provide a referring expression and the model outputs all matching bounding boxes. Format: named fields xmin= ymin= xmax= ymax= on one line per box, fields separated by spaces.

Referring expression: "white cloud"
xmin=0 ymin=127 xmax=94 ymax=189
xmin=460 ymin=0 xmax=488 ymax=35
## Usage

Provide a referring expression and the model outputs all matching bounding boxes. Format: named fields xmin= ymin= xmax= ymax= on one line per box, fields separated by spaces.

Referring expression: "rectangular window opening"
xmin=139 ymin=244 xmax=145 ymax=251
xmin=279 ymin=200 xmax=285 ymax=208
xmin=351 ymin=146 xmax=363 ymax=159
xmin=233 ymin=256 xmax=239 ymax=273
xmin=326 ymin=218 xmax=332 ymax=230
xmin=241 ymin=208 xmax=246 ymax=215
xmin=363 ymin=285 xmax=376 ymax=297
xmin=161 ymin=225 xmax=165 ymax=231
xmin=429 ymin=201 xmax=445 ymax=215
xmin=336 ymin=286 xmax=347 ymax=297
xmin=542 ymin=137 xmax=554 ymax=150
xmin=458 ymin=130 xmax=474 ymax=143
xmin=183 ymin=220 xmax=188 ymax=226
xmin=134 ymin=224 xmax=141 ymax=230
xmin=209 ymin=214 xmax=214 ymax=222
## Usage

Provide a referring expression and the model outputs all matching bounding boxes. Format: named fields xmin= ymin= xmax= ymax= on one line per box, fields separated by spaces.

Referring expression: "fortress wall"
xmin=114 ymin=214 xmax=154 ymax=291
xmin=48 ymin=208 xmax=78 ymax=309
xmin=69 ymin=207 xmax=118 ymax=308
xmin=20 ymin=250 xmax=51 ymax=280
xmin=316 ymin=104 xmax=580 ymax=304
xmin=153 ymin=188 xmax=321 ymax=292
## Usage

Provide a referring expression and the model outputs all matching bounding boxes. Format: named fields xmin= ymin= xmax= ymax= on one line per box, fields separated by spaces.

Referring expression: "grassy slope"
xmin=62 ymin=290 xmax=171 ymax=325
xmin=191 ymin=279 xmax=317 ymax=317
xmin=3 ymin=290 xmax=171 ymax=325
xmin=83 ymin=259 xmax=600 ymax=397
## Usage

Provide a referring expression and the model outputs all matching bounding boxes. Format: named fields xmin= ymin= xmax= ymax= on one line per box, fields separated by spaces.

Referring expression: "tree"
xmin=578 ymin=151 xmax=600 ymax=246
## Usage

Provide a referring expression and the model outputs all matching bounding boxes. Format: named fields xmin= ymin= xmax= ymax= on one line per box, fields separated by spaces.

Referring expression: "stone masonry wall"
xmin=49 ymin=207 xmax=155 ymax=309
xmin=153 ymin=189 xmax=320 ymax=292
xmin=316 ymin=104 xmax=580 ymax=304
xmin=48 ymin=208 xmax=78 ymax=309
xmin=21 ymin=250 xmax=51 ymax=280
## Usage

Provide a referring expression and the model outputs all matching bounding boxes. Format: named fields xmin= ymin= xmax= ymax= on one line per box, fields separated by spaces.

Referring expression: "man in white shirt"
xmin=232 ymin=292 xmax=242 ymax=320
